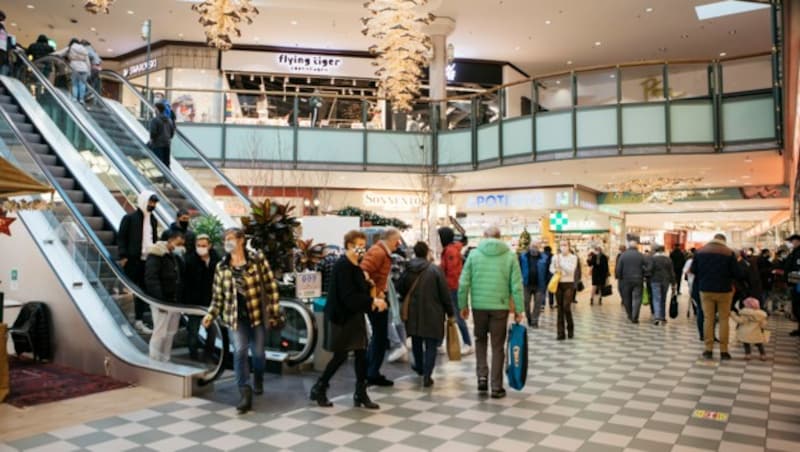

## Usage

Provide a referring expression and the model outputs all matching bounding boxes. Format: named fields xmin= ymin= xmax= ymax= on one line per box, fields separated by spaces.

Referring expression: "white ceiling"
xmin=3 ymin=0 xmax=771 ymax=74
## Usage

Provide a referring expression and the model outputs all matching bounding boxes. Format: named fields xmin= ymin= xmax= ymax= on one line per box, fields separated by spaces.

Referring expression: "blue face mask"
xmin=172 ymin=246 xmax=186 ymax=257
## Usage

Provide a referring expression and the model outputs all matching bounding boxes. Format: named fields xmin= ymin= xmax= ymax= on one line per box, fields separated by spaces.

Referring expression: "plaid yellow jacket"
xmin=208 ymin=251 xmax=280 ymax=330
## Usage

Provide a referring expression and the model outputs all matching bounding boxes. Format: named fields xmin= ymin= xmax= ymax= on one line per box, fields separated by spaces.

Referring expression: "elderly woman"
xmin=202 ymin=228 xmax=280 ymax=414
xmin=310 ymin=230 xmax=388 ymax=409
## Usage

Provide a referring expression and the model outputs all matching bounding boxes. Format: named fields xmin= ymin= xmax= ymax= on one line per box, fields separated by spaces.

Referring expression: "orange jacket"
xmin=360 ymin=242 xmax=392 ymax=294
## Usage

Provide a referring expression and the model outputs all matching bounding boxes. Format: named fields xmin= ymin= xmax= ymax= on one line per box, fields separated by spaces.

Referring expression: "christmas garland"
xmin=1 ymin=199 xmax=54 ymax=212
xmin=336 ymin=206 xmax=411 ymax=231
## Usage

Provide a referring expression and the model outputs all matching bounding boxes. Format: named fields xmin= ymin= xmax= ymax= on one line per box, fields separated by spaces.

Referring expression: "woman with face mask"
xmin=549 ymin=240 xmax=579 ymax=340
xmin=202 ymin=228 xmax=280 ymax=414
xmin=309 ymin=230 xmax=388 ymax=409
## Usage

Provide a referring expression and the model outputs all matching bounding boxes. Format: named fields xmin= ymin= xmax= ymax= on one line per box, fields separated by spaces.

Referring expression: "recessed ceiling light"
xmin=566 ymin=60 xmax=573 ymax=65
xmin=107 ymin=48 xmax=113 ymax=52
xmin=514 ymin=46 xmax=520 ymax=51
xmin=741 ymin=175 xmax=751 ymax=179
xmin=719 ymin=52 xmax=727 ymax=57
xmin=290 ymin=20 xmax=298 ymax=25
xmin=610 ymin=74 xmax=616 ymax=79
xmin=127 ymin=10 xmax=134 ymax=15
xmin=645 ymin=7 xmax=654 ymax=13
xmin=728 ymin=179 xmax=737 ymax=183
xmin=178 ymin=33 xmax=184 ymax=38
xmin=555 ymin=80 xmax=561 ymax=85
xmin=552 ymin=171 xmax=561 ymax=175
xmin=26 ymin=4 xmax=35 ymax=9
xmin=10 ymin=22 xmax=17 ymax=27
xmin=90 ymin=27 xmax=96 ymax=32
xmin=254 ymin=37 xmax=260 ymax=41
xmin=594 ymin=41 xmax=602 ymax=47
xmin=744 ymin=157 xmax=752 ymax=163
xmin=744 ymin=182 xmax=752 ymax=186
xmin=640 ymin=166 xmax=649 ymax=170
xmin=545 ymin=20 xmax=552 ymax=25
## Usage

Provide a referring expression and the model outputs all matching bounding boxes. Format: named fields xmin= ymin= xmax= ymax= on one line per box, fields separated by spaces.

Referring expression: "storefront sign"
xmin=295 ymin=271 xmax=322 ymax=299
xmin=122 ymin=58 xmax=158 ymax=78
xmin=457 ymin=189 xmax=572 ymax=212
xmin=276 ymin=53 xmax=343 ymax=74
xmin=362 ymin=192 xmax=421 ymax=212
xmin=550 ymin=212 xmax=569 ymax=231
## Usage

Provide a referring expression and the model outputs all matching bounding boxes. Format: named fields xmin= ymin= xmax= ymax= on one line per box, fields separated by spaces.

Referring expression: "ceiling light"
xmin=728 ymin=179 xmax=737 ymax=183
xmin=545 ymin=20 xmax=552 ymax=25
xmin=552 ymin=171 xmax=561 ymax=176
xmin=514 ymin=46 xmax=520 ymax=51
xmin=290 ymin=20 xmax=298 ymax=25
xmin=741 ymin=175 xmax=751 ymax=179
xmin=719 ymin=52 xmax=727 ymax=57
xmin=26 ymin=4 xmax=35 ymax=9
xmin=107 ymin=48 xmax=113 ymax=52
xmin=744 ymin=156 xmax=752 ymax=163
xmin=594 ymin=41 xmax=602 ymax=47
xmin=640 ymin=166 xmax=648 ymax=170
xmin=90 ymin=27 xmax=97 ymax=32
xmin=645 ymin=7 xmax=654 ymax=13
xmin=695 ymin=1 xmax=769 ymax=21
xmin=127 ymin=10 xmax=134 ymax=15
xmin=566 ymin=60 xmax=573 ymax=65
xmin=178 ymin=33 xmax=184 ymax=38
xmin=253 ymin=36 xmax=260 ymax=41
xmin=610 ymin=74 xmax=616 ymax=79
xmin=10 ymin=22 xmax=17 ymax=27
xmin=555 ymin=80 xmax=561 ymax=85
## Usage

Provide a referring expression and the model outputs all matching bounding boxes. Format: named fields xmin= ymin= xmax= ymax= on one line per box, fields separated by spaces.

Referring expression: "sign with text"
xmin=222 ymin=50 xmax=376 ymax=79
xmin=295 ymin=271 xmax=322 ymax=299
xmin=122 ymin=58 xmax=158 ymax=78
xmin=276 ymin=53 xmax=343 ymax=74
xmin=362 ymin=192 xmax=422 ymax=212
xmin=454 ymin=188 xmax=573 ymax=212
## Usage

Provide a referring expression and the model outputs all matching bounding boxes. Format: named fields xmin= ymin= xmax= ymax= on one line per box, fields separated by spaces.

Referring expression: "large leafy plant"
xmin=295 ymin=239 xmax=326 ymax=272
xmin=191 ymin=214 xmax=224 ymax=247
xmin=241 ymin=199 xmax=300 ymax=278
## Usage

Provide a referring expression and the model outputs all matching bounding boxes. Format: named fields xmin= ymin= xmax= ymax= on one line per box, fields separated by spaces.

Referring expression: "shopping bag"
xmin=601 ymin=284 xmax=613 ymax=296
xmin=446 ymin=318 xmax=461 ymax=361
xmin=641 ymin=284 xmax=650 ymax=306
xmin=669 ymin=291 xmax=679 ymax=319
xmin=547 ymin=272 xmax=561 ymax=294
xmin=505 ymin=323 xmax=528 ymax=391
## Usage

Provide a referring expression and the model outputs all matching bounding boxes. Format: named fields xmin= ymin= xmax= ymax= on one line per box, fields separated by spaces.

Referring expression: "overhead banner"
xmin=221 ymin=50 xmax=376 ymax=78
xmin=598 ymin=185 xmax=790 ymax=205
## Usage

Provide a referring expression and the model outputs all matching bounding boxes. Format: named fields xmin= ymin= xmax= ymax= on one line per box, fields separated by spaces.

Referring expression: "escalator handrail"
xmin=99 ymin=68 xmax=253 ymax=210
xmin=11 ymin=50 xmax=180 ymax=224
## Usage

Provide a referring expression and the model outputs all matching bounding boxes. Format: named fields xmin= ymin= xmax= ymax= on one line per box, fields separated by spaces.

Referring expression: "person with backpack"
xmin=52 ymin=38 xmax=91 ymax=104
xmin=149 ymin=102 xmax=175 ymax=168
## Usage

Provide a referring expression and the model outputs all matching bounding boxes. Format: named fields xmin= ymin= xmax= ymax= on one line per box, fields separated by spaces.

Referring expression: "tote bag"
xmin=506 ymin=323 xmax=528 ymax=390
xmin=669 ymin=291 xmax=679 ymax=319
xmin=641 ymin=284 xmax=651 ymax=306
xmin=547 ymin=272 xmax=561 ymax=294
xmin=446 ymin=318 xmax=461 ymax=361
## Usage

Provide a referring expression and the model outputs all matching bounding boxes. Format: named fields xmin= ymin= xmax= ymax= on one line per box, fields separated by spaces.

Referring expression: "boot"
xmin=353 ymin=382 xmax=379 ymax=410
xmin=310 ymin=380 xmax=333 ymax=407
xmin=254 ymin=374 xmax=263 ymax=395
xmin=236 ymin=385 xmax=253 ymax=414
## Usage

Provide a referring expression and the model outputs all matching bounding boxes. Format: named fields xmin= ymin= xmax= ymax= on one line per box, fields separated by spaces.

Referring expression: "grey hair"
xmin=484 ymin=226 xmax=501 ymax=238
xmin=381 ymin=227 xmax=402 ymax=240
xmin=628 ymin=240 xmax=639 ymax=249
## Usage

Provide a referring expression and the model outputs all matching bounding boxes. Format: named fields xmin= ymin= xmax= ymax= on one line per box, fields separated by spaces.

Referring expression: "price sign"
xmin=295 ymin=271 xmax=322 ymax=299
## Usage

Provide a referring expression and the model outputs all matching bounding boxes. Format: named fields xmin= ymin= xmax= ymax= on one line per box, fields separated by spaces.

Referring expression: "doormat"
xmin=4 ymin=356 xmax=130 ymax=408
xmin=692 ymin=409 xmax=729 ymax=422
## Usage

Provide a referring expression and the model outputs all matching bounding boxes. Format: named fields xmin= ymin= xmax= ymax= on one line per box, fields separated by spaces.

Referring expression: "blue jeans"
xmin=651 ymin=282 xmax=668 ymax=321
xmin=231 ymin=320 xmax=265 ymax=388
xmin=71 ymin=71 xmax=89 ymax=102
xmin=450 ymin=290 xmax=472 ymax=346
xmin=367 ymin=309 xmax=389 ymax=379
xmin=411 ymin=336 xmax=439 ymax=378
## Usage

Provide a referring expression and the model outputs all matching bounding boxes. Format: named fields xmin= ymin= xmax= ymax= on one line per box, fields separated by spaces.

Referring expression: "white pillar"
xmin=426 ymin=17 xmax=456 ymax=123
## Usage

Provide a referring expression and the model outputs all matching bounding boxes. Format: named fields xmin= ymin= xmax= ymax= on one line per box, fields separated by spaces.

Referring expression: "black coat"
xmin=397 ymin=258 xmax=454 ymax=341
xmin=670 ymin=249 xmax=686 ymax=276
xmin=184 ymin=248 xmax=220 ymax=307
xmin=588 ymin=253 xmax=609 ymax=286
xmin=160 ymin=222 xmax=196 ymax=251
xmin=27 ymin=38 xmax=54 ymax=61
xmin=117 ymin=209 xmax=158 ymax=260
xmin=144 ymin=242 xmax=184 ymax=304
xmin=323 ymin=256 xmax=373 ymax=352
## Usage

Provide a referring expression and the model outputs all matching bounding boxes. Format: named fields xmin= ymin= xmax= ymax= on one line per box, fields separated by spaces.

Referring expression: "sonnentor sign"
xmin=276 ymin=53 xmax=343 ymax=74
xmin=122 ymin=59 xmax=158 ymax=78
xmin=362 ymin=192 xmax=421 ymax=212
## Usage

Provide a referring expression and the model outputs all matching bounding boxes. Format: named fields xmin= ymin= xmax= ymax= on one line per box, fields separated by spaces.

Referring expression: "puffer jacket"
xmin=360 ymin=241 xmax=392 ymax=294
xmin=440 ymin=242 xmax=464 ymax=290
xmin=730 ymin=308 xmax=768 ymax=344
xmin=144 ymin=241 xmax=184 ymax=304
xmin=458 ymin=239 xmax=524 ymax=313
xmin=397 ymin=258 xmax=454 ymax=340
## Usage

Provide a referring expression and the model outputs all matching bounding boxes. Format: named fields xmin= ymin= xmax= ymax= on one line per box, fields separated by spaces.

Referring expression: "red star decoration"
xmin=0 ymin=212 xmax=15 ymax=236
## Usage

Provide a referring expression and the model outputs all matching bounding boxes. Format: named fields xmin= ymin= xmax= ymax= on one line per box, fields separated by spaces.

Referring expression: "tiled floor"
xmin=3 ymin=296 xmax=800 ymax=452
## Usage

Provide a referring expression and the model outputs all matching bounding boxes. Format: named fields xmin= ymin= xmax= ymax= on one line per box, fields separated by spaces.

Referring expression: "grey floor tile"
xmin=68 ymin=431 xmax=117 ymax=448
xmin=7 ymin=434 xmax=61 ymax=450
xmin=346 ymin=437 xmax=395 ymax=452
xmin=125 ymin=429 xmax=172 ymax=445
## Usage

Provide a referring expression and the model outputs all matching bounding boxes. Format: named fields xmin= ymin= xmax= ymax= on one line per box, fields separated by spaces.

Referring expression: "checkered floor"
xmin=3 ymin=296 xmax=800 ymax=452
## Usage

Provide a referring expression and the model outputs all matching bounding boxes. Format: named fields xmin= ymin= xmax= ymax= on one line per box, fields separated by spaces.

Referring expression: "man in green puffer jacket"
xmin=458 ymin=226 xmax=524 ymax=399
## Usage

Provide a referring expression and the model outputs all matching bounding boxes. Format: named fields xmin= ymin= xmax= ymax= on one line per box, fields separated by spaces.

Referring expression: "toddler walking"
xmin=730 ymin=297 xmax=769 ymax=361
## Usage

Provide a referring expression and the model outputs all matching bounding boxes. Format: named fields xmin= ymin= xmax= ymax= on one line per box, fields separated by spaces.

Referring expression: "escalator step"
xmin=37 ymin=154 xmax=58 ymax=166
xmin=21 ymin=132 xmax=42 ymax=144
xmin=85 ymin=216 xmax=105 ymax=230
xmin=15 ymin=122 xmax=33 ymax=134
xmin=64 ymin=189 xmax=85 ymax=203
xmin=0 ymin=95 xmax=11 ymax=104
xmin=54 ymin=177 xmax=76 ymax=190
xmin=74 ymin=202 xmax=95 ymax=217
xmin=95 ymin=230 xmax=115 ymax=246
xmin=6 ymin=112 xmax=25 ymax=123
xmin=1 ymin=103 xmax=20 ymax=114
xmin=46 ymin=165 xmax=67 ymax=178
xmin=29 ymin=143 xmax=50 ymax=155
xmin=106 ymin=245 xmax=119 ymax=260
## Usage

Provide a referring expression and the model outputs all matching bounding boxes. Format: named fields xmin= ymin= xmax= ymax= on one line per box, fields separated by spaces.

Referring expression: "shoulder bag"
xmin=400 ymin=273 xmax=423 ymax=322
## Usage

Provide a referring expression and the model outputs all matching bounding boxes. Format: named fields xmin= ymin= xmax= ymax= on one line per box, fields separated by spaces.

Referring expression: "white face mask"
xmin=787 ymin=241 xmax=795 ymax=250
xmin=560 ymin=246 xmax=569 ymax=255
xmin=172 ymin=246 xmax=186 ymax=257
xmin=196 ymin=246 xmax=209 ymax=257
xmin=224 ymin=240 xmax=236 ymax=254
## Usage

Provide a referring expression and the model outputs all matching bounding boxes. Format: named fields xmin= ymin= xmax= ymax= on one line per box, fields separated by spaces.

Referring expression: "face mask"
xmin=354 ymin=246 xmax=367 ymax=260
xmin=146 ymin=205 xmax=156 ymax=212
xmin=560 ymin=246 xmax=569 ymax=254
xmin=179 ymin=221 xmax=189 ymax=230
xmin=172 ymin=246 xmax=186 ymax=257
xmin=224 ymin=240 xmax=237 ymax=254
xmin=196 ymin=246 xmax=209 ymax=257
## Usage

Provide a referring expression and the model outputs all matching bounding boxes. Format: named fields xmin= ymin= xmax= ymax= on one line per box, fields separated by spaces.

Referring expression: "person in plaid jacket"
xmin=203 ymin=228 xmax=280 ymax=414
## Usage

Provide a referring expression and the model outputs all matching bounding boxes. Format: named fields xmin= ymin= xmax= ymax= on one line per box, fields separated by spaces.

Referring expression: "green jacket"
xmin=458 ymin=239 xmax=524 ymax=313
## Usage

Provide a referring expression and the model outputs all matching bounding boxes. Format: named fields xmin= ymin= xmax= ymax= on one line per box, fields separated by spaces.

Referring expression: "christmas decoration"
xmin=1 ymin=199 xmax=54 ymax=213
xmin=336 ymin=206 xmax=411 ymax=231
xmin=0 ymin=210 xmax=15 ymax=237
xmin=84 ymin=0 xmax=115 ymax=14
xmin=517 ymin=228 xmax=531 ymax=253
xmin=191 ymin=0 xmax=260 ymax=51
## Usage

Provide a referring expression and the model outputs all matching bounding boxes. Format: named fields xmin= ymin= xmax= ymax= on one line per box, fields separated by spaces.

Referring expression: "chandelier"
xmin=84 ymin=0 xmax=115 ymax=14
xmin=605 ymin=177 xmax=715 ymax=205
xmin=362 ymin=0 xmax=434 ymax=112
xmin=192 ymin=0 xmax=260 ymax=51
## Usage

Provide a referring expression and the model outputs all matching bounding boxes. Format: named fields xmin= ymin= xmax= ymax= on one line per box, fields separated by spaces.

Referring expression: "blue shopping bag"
xmin=506 ymin=323 xmax=528 ymax=391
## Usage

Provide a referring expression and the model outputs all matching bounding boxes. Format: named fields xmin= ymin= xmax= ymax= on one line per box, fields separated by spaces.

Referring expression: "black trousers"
xmin=320 ymin=349 xmax=367 ymax=385
xmin=123 ymin=258 xmax=147 ymax=321
xmin=366 ymin=309 xmax=389 ymax=379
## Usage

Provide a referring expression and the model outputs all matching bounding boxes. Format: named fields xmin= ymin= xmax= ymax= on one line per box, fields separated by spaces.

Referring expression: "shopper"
xmin=144 ymin=230 xmax=186 ymax=362
xmin=26 ymin=34 xmax=54 ymax=77
xmin=543 ymin=245 xmax=554 ymax=308
xmin=439 ymin=227 xmax=473 ymax=352
xmin=0 ymin=11 xmax=10 ymax=76
xmin=317 ymin=245 xmax=340 ymax=294
xmin=118 ymin=190 xmax=159 ymax=335
xmin=53 ymin=38 xmax=91 ymax=104
xmin=650 ymin=245 xmax=676 ymax=326
xmin=730 ymin=297 xmax=769 ymax=361
xmin=519 ymin=241 xmax=544 ymax=326
xmin=616 ymin=241 xmax=651 ymax=323
xmin=690 ymin=233 xmax=742 ymax=360
xmin=184 ymin=234 xmax=221 ymax=360
xmin=588 ymin=245 xmax=609 ymax=305
xmin=550 ymin=240 xmax=578 ymax=340
xmin=149 ymin=102 xmax=175 ymax=169
xmin=784 ymin=234 xmax=800 ymax=337
xmin=458 ymin=226 xmax=524 ymax=399
xmin=202 ymin=228 xmax=281 ymax=414
xmin=310 ymin=230 xmax=387 ymax=409
xmin=81 ymin=40 xmax=102 ymax=94
xmin=398 ymin=242 xmax=454 ymax=387
xmin=670 ymin=246 xmax=686 ymax=295
xmin=160 ymin=208 xmax=196 ymax=251
xmin=361 ymin=227 xmax=402 ymax=387
xmin=758 ymin=249 xmax=773 ymax=305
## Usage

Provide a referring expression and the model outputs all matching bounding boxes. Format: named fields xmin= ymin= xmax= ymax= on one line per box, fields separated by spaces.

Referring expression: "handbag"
xmin=446 ymin=318 xmax=461 ymax=361
xmin=601 ymin=284 xmax=613 ymax=296
xmin=576 ymin=281 xmax=585 ymax=292
xmin=401 ymin=274 xmax=423 ymax=323
xmin=641 ymin=284 xmax=651 ymax=306
xmin=547 ymin=272 xmax=561 ymax=294
xmin=505 ymin=322 xmax=528 ymax=391
xmin=669 ymin=291 xmax=679 ymax=319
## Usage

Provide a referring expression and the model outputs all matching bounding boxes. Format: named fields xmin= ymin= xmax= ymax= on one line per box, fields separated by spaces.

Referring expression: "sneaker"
xmin=702 ymin=351 xmax=713 ymax=360
xmin=461 ymin=345 xmax=474 ymax=356
xmin=134 ymin=320 xmax=153 ymax=335
xmin=387 ymin=346 xmax=408 ymax=363
xmin=720 ymin=352 xmax=732 ymax=361
xmin=490 ymin=388 xmax=507 ymax=399
xmin=477 ymin=377 xmax=488 ymax=393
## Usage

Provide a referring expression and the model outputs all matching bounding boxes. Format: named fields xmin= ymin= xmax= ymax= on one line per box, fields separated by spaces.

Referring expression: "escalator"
xmin=0 ymin=79 xmax=229 ymax=390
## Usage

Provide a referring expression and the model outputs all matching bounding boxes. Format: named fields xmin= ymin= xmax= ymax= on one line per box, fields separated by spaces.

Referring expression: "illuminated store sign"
xmin=363 ymin=192 xmax=421 ymax=212
xmin=122 ymin=58 xmax=158 ymax=78
xmin=276 ymin=53 xmax=343 ymax=74
xmin=459 ymin=189 xmax=572 ymax=211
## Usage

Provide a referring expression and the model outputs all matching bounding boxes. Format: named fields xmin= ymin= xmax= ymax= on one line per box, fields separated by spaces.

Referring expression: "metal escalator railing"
xmin=0 ymin=103 xmax=229 ymax=385
xmin=12 ymin=49 xmax=183 ymax=225
xmin=100 ymin=68 xmax=253 ymax=214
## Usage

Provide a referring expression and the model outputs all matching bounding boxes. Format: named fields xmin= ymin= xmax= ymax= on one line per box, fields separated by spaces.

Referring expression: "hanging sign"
xmin=550 ymin=211 xmax=569 ymax=232
xmin=122 ymin=58 xmax=158 ymax=78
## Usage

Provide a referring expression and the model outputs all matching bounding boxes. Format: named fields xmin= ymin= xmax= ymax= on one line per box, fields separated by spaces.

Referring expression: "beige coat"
xmin=730 ymin=308 xmax=768 ymax=344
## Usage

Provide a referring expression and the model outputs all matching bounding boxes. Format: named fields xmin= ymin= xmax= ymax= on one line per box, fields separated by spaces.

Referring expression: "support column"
xmin=426 ymin=17 xmax=456 ymax=125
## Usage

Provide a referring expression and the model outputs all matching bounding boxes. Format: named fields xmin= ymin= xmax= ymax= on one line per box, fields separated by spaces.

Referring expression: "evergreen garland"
xmin=336 ymin=206 xmax=411 ymax=231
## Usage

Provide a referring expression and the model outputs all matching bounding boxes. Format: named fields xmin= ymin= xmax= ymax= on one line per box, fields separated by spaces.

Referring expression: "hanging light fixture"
xmin=84 ymin=0 xmax=115 ymax=14
xmin=362 ymin=0 xmax=434 ymax=112
xmin=191 ymin=0 xmax=259 ymax=51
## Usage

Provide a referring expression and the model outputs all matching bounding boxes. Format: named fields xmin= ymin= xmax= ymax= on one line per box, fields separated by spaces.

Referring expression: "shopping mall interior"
xmin=0 ymin=0 xmax=799 ymax=451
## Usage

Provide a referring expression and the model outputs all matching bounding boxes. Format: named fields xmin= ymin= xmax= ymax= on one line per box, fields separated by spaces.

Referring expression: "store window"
xmin=170 ymin=69 xmax=224 ymax=123
xmin=576 ymin=69 xmax=617 ymax=106
xmin=537 ymin=75 xmax=572 ymax=111
xmin=121 ymin=69 xmax=166 ymax=118
xmin=621 ymin=65 xmax=665 ymax=103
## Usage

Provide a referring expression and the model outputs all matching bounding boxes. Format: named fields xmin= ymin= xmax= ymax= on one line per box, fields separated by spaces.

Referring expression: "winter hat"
xmin=743 ymin=297 xmax=760 ymax=310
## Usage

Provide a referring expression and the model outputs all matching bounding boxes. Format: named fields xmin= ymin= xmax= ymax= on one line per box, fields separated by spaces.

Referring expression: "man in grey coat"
xmin=616 ymin=241 xmax=652 ymax=323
